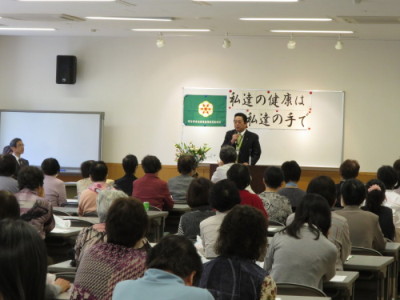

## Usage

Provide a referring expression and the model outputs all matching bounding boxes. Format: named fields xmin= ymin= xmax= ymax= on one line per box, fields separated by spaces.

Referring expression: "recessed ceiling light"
xmin=86 ymin=17 xmax=173 ymax=22
xmin=0 ymin=28 xmax=56 ymax=31
xmin=270 ymin=30 xmax=354 ymax=34
xmin=193 ymin=0 xmax=298 ymax=2
xmin=241 ymin=18 xmax=332 ymax=21
xmin=132 ymin=29 xmax=211 ymax=32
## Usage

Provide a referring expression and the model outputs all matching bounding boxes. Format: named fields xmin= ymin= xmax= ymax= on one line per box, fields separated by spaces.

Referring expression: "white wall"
xmin=0 ymin=35 xmax=399 ymax=172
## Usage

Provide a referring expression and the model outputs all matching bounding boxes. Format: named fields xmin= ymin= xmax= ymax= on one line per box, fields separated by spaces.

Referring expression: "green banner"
xmin=183 ymin=95 xmax=226 ymax=127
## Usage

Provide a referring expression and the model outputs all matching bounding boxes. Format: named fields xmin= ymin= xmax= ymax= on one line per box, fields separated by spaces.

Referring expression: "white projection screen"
xmin=0 ymin=110 xmax=104 ymax=174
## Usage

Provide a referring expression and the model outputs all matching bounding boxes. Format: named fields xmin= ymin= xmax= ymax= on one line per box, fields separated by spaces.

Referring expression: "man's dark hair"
xmin=219 ymin=146 xmax=237 ymax=164
xmin=17 ymin=166 xmax=44 ymax=190
xmin=263 ymin=166 xmax=284 ymax=189
xmin=0 ymin=154 xmax=17 ymax=177
xmin=377 ymin=165 xmax=398 ymax=190
xmin=147 ymin=235 xmax=203 ymax=284
xmin=307 ymin=176 xmax=336 ymax=207
xmin=227 ymin=163 xmax=251 ymax=190
xmin=41 ymin=158 xmax=60 ymax=176
xmin=9 ymin=138 xmax=22 ymax=148
xmin=281 ymin=160 xmax=302 ymax=183
xmin=341 ymin=178 xmax=366 ymax=206
xmin=90 ymin=161 xmax=108 ymax=182
xmin=177 ymin=155 xmax=196 ymax=175
xmin=286 ymin=193 xmax=331 ymax=239
xmin=208 ymin=179 xmax=240 ymax=212
xmin=340 ymin=159 xmax=360 ymax=180
xmin=187 ymin=177 xmax=213 ymax=208
xmin=0 ymin=191 xmax=20 ymax=220
xmin=122 ymin=154 xmax=138 ymax=175
xmin=106 ymin=197 xmax=148 ymax=247
xmin=80 ymin=160 xmax=95 ymax=178
xmin=141 ymin=155 xmax=162 ymax=174
xmin=216 ymin=205 xmax=267 ymax=260
xmin=234 ymin=112 xmax=248 ymax=123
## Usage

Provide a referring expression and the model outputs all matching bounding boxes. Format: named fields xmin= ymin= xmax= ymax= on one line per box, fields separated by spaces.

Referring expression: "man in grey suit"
xmin=335 ymin=178 xmax=386 ymax=251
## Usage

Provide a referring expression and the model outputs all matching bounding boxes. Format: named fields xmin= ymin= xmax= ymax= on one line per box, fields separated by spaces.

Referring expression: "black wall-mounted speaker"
xmin=56 ymin=55 xmax=77 ymax=84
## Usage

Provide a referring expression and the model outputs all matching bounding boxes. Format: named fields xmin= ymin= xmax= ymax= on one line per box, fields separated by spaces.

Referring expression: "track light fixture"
xmin=335 ymin=35 xmax=343 ymax=50
xmin=156 ymin=33 xmax=165 ymax=48
xmin=222 ymin=33 xmax=231 ymax=48
xmin=287 ymin=34 xmax=296 ymax=50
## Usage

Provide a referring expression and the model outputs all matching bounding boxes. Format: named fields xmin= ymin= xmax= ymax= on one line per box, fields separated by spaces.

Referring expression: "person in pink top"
xmin=133 ymin=155 xmax=173 ymax=211
xmin=41 ymin=158 xmax=67 ymax=207
xmin=227 ymin=163 xmax=268 ymax=219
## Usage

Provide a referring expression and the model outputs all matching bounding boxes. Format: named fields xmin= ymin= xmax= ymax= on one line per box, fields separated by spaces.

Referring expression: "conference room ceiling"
xmin=1 ymin=0 xmax=400 ymax=40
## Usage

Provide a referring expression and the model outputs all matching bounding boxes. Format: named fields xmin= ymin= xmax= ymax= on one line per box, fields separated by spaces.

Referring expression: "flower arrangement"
xmin=174 ymin=142 xmax=211 ymax=166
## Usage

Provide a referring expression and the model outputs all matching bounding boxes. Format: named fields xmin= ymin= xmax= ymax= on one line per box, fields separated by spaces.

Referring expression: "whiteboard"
xmin=0 ymin=110 xmax=104 ymax=173
xmin=181 ymin=88 xmax=344 ymax=168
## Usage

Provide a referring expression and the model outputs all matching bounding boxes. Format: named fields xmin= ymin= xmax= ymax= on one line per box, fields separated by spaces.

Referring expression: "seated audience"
xmin=0 ymin=154 xmax=19 ymax=193
xmin=76 ymin=160 xmax=95 ymax=198
xmin=114 ymin=154 xmax=138 ymax=196
xmin=15 ymin=166 xmax=55 ymax=239
xmin=177 ymin=177 xmax=215 ymax=240
xmin=305 ymin=176 xmax=351 ymax=270
xmin=265 ymin=194 xmax=337 ymax=290
xmin=258 ymin=166 xmax=292 ymax=224
xmin=335 ymin=179 xmax=386 ymax=250
xmin=0 ymin=219 xmax=47 ymax=300
xmin=168 ymin=154 xmax=196 ymax=202
xmin=227 ymin=164 xmax=268 ymax=218
xmin=71 ymin=197 xmax=149 ymax=300
xmin=133 ymin=155 xmax=173 ymax=211
xmin=362 ymin=179 xmax=396 ymax=241
xmin=211 ymin=145 xmax=237 ymax=183
xmin=200 ymin=205 xmax=277 ymax=300
xmin=78 ymin=161 xmax=114 ymax=216
xmin=377 ymin=165 xmax=400 ymax=231
xmin=335 ymin=159 xmax=360 ymax=208
xmin=74 ymin=189 xmax=128 ymax=267
xmin=200 ymin=179 xmax=241 ymax=258
xmin=393 ymin=159 xmax=400 ymax=194
xmin=41 ymin=158 xmax=67 ymax=207
xmin=113 ymin=235 xmax=214 ymax=300
xmin=278 ymin=160 xmax=306 ymax=211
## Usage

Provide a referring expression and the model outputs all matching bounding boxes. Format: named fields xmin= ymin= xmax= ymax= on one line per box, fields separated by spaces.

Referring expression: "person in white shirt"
xmin=211 ymin=146 xmax=237 ymax=183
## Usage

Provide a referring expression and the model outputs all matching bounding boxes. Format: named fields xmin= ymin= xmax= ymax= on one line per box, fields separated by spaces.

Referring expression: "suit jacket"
xmin=12 ymin=156 xmax=29 ymax=178
xmin=222 ymin=129 xmax=261 ymax=165
xmin=335 ymin=206 xmax=386 ymax=251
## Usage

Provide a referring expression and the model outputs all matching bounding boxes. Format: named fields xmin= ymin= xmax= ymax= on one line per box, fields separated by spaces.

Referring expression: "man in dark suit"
xmin=222 ymin=113 xmax=261 ymax=165
xmin=9 ymin=138 xmax=29 ymax=177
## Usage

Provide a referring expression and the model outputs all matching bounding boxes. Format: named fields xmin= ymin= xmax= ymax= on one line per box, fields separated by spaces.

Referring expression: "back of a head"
xmin=17 ymin=166 xmax=44 ymax=191
xmin=341 ymin=178 xmax=366 ymax=206
xmin=216 ymin=205 xmax=267 ymax=260
xmin=287 ymin=193 xmax=331 ymax=238
xmin=41 ymin=157 xmax=60 ymax=176
xmin=219 ymin=146 xmax=237 ymax=164
xmin=377 ymin=165 xmax=397 ymax=190
xmin=122 ymin=154 xmax=138 ymax=175
xmin=209 ymin=179 xmax=241 ymax=212
xmin=281 ymin=160 xmax=301 ymax=183
xmin=306 ymin=176 xmax=336 ymax=207
xmin=264 ymin=166 xmax=284 ymax=189
xmin=141 ymin=155 xmax=162 ymax=174
xmin=96 ymin=189 xmax=128 ymax=223
xmin=340 ymin=159 xmax=360 ymax=180
xmin=0 ymin=154 xmax=17 ymax=177
xmin=227 ymin=163 xmax=251 ymax=190
xmin=2 ymin=146 xmax=12 ymax=155
xmin=177 ymin=155 xmax=196 ymax=175
xmin=80 ymin=160 xmax=95 ymax=178
xmin=147 ymin=235 xmax=203 ymax=283
xmin=90 ymin=161 xmax=108 ymax=182
xmin=0 ymin=191 xmax=20 ymax=220
xmin=365 ymin=179 xmax=386 ymax=213
xmin=187 ymin=177 xmax=213 ymax=208
xmin=0 ymin=219 xmax=47 ymax=300
xmin=106 ymin=197 xmax=148 ymax=247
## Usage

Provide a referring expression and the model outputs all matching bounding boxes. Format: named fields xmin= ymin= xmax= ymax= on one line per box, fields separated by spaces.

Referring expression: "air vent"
xmin=338 ymin=16 xmax=400 ymax=24
xmin=1 ymin=14 xmax=85 ymax=22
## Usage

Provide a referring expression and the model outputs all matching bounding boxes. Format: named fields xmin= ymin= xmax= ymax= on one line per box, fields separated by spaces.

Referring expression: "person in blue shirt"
xmin=113 ymin=235 xmax=214 ymax=300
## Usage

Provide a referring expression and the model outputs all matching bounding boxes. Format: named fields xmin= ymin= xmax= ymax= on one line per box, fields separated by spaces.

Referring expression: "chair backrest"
xmin=53 ymin=210 xmax=71 ymax=216
xmin=66 ymin=218 xmax=94 ymax=227
xmin=269 ymin=220 xmax=285 ymax=226
xmin=351 ymin=246 xmax=382 ymax=256
xmin=83 ymin=211 xmax=98 ymax=217
xmin=149 ymin=206 xmax=161 ymax=211
xmin=276 ymin=282 xmax=327 ymax=297
xmin=55 ymin=271 xmax=76 ymax=282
